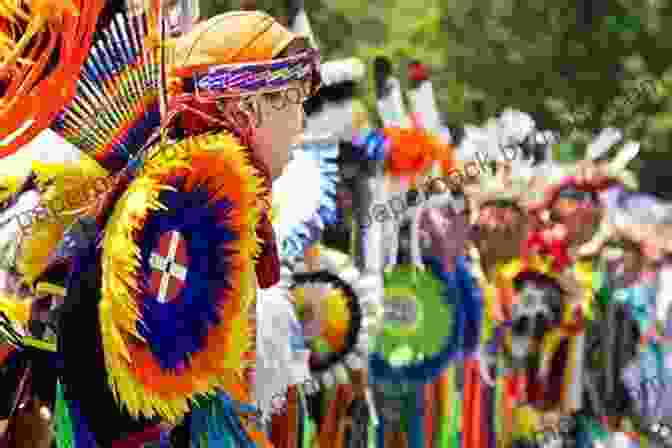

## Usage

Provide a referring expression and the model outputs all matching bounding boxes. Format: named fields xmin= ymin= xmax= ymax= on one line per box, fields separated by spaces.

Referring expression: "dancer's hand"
xmin=556 ymin=268 xmax=584 ymax=305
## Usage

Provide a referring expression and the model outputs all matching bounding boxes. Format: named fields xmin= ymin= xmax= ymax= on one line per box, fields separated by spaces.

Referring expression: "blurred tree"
xmin=437 ymin=0 xmax=672 ymax=175
xmin=198 ymin=0 xmax=672 ymax=187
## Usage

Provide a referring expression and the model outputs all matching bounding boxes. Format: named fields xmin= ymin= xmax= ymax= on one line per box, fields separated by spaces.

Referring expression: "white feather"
xmin=304 ymin=100 xmax=356 ymax=141
xmin=272 ymin=150 xmax=324 ymax=249
xmin=610 ymin=141 xmax=640 ymax=171
xmin=586 ymin=128 xmax=622 ymax=160
xmin=8 ymin=129 xmax=82 ymax=165
xmin=255 ymin=285 xmax=311 ymax=419
xmin=0 ymin=190 xmax=40 ymax=272
xmin=320 ymin=58 xmax=365 ymax=86
xmin=497 ymin=109 xmax=535 ymax=145
xmin=376 ymin=77 xmax=411 ymax=128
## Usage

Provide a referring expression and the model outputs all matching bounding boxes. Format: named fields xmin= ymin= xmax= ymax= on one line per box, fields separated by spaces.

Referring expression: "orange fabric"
xmin=0 ymin=0 xmax=105 ymax=157
xmin=382 ymin=127 xmax=454 ymax=180
xmin=424 ymin=382 xmax=435 ymax=447
xmin=461 ymin=359 xmax=486 ymax=448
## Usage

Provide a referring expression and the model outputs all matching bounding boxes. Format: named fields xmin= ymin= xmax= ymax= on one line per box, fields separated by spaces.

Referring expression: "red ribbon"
xmin=522 ymin=231 xmax=571 ymax=272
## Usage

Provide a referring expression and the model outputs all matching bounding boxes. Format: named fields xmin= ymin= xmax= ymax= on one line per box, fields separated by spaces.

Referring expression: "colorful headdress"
xmin=169 ymin=11 xmax=320 ymax=100
xmin=187 ymin=47 xmax=320 ymax=99
xmin=523 ymin=128 xmax=639 ymax=212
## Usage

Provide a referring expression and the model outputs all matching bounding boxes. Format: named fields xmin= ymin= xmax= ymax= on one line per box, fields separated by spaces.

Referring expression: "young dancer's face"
xmin=253 ymin=80 xmax=309 ymax=179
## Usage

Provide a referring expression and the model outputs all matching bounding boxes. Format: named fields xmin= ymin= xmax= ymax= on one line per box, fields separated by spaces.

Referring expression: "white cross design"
xmin=149 ymin=231 xmax=188 ymax=303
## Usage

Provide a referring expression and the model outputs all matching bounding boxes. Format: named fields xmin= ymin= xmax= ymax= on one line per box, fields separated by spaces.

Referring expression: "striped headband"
xmin=192 ymin=48 xmax=321 ymax=99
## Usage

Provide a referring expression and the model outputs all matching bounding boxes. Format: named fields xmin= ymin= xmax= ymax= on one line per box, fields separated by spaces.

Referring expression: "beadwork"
xmin=193 ymin=49 xmax=321 ymax=99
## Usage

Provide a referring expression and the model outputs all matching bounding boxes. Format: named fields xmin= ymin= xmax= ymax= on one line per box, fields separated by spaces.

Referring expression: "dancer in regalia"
xmin=0 ymin=2 xmax=324 ymax=446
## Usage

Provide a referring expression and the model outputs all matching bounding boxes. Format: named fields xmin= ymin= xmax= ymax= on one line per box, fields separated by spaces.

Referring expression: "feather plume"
xmin=272 ymin=137 xmax=339 ymax=260
xmin=51 ymin=9 xmax=161 ymax=173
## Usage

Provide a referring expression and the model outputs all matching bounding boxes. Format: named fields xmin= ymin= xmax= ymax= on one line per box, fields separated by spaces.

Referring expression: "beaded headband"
xmin=192 ymin=48 xmax=321 ymax=100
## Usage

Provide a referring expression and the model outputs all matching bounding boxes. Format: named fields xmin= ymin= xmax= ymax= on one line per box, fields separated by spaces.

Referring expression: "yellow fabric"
xmin=0 ymin=175 xmax=23 ymax=204
xmin=170 ymin=11 xmax=298 ymax=77
xmin=0 ymin=152 xmax=32 ymax=204
xmin=35 ymin=282 xmax=66 ymax=297
xmin=512 ymin=405 xmax=540 ymax=439
xmin=0 ymin=294 xmax=32 ymax=327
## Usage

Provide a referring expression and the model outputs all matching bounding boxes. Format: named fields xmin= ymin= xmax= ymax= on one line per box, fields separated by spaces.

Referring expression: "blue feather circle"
xmin=136 ymin=184 xmax=238 ymax=371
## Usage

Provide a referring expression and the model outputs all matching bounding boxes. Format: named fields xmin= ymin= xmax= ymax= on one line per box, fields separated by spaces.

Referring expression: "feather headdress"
xmin=303 ymin=57 xmax=366 ymax=141
xmin=523 ymin=128 xmax=639 ymax=212
xmin=50 ymin=7 xmax=161 ymax=173
xmin=0 ymin=0 xmax=105 ymax=157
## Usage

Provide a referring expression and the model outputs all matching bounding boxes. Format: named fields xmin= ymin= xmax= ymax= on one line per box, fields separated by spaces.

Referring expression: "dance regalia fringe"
xmin=0 ymin=0 xmax=106 ymax=157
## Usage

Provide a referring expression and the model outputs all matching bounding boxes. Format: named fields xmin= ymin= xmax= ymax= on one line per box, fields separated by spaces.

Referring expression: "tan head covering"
xmin=170 ymin=11 xmax=301 ymax=77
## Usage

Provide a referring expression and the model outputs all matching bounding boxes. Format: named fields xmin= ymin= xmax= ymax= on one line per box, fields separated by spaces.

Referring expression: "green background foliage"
xmin=200 ymin=0 xmax=672 ymax=196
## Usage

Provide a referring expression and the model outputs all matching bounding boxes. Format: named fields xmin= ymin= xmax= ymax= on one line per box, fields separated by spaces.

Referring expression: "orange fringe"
xmin=0 ymin=0 xmax=105 ymax=157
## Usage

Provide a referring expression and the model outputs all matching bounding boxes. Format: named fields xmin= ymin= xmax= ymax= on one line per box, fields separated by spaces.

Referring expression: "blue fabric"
xmin=352 ymin=130 xmax=387 ymax=162
xmin=454 ymin=256 xmax=483 ymax=355
xmin=137 ymin=186 xmax=237 ymax=370
xmin=408 ymin=385 xmax=423 ymax=448
xmin=613 ymin=279 xmax=657 ymax=335
xmin=68 ymin=397 xmax=99 ymax=448
xmin=189 ymin=391 xmax=257 ymax=447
